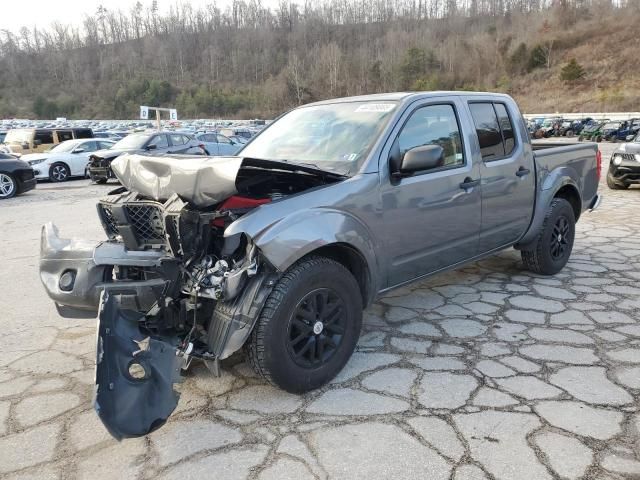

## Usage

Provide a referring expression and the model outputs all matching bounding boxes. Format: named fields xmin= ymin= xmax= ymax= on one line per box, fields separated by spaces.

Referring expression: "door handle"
xmin=459 ymin=177 xmax=480 ymax=191
xmin=516 ymin=167 xmax=531 ymax=177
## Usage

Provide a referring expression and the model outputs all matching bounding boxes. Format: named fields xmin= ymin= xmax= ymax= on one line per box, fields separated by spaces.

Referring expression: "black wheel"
xmin=595 ymin=135 xmax=603 ymax=143
xmin=246 ymin=256 xmax=363 ymax=393
xmin=521 ymin=198 xmax=575 ymax=275
xmin=93 ymin=178 xmax=108 ymax=184
xmin=565 ymin=130 xmax=574 ymax=137
xmin=0 ymin=173 xmax=17 ymax=199
xmin=606 ymin=171 xmax=629 ymax=190
xmin=578 ymin=135 xmax=584 ymax=142
xmin=49 ymin=162 xmax=70 ymax=182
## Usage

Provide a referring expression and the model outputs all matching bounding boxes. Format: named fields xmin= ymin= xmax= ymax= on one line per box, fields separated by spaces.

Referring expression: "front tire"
xmin=246 ymin=256 xmax=363 ymax=393
xmin=521 ymin=198 xmax=575 ymax=276
xmin=49 ymin=163 xmax=70 ymax=182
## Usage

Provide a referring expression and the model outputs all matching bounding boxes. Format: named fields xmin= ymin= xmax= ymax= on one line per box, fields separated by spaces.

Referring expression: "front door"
xmin=380 ymin=101 xmax=482 ymax=287
xmin=468 ymin=102 xmax=536 ymax=252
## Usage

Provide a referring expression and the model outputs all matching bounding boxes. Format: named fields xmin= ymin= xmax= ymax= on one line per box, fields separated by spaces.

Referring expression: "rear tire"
xmin=94 ymin=178 xmax=108 ymax=185
xmin=521 ymin=198 xmax=575 ymax=276
xmin=246 ymin=256 xmax=363 ymax=393
xmin=606 ymin=171 xmax=629 ymax=190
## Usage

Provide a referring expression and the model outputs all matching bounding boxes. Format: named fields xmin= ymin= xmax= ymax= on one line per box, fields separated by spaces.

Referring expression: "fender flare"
xmin=516 ymin=170 xmax=582 ymax=249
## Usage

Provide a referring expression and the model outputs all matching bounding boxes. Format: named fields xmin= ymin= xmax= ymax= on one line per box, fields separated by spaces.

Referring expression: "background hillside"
xmin=0 ymin=0 xmax=637 ymax=119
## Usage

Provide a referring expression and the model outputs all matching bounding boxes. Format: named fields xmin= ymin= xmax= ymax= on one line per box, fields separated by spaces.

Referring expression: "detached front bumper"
xmin=39 ymin=222 xmax=166 ymax=314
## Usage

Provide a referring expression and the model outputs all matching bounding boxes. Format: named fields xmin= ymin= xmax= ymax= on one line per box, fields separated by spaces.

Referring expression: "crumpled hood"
xmin=92 ymin=148 xmax=136 ymax=159
xmin=111 ymin=153 xmax=242 ymax=207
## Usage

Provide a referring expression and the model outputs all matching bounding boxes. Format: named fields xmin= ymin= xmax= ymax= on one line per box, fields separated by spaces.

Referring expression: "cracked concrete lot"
xmin=1 ymin=141 xmax=639 ymax=479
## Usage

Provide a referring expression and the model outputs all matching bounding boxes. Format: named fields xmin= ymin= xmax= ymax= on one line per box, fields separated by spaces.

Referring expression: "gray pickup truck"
xmin=39 ymin=92 xmax=601 ymax=438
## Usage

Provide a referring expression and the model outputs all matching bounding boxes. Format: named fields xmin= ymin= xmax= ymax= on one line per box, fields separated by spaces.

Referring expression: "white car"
xmin=21 ymin=139 xmax=115 ymax=182
xmin=195 ymin=132 xmax=243 ymax=156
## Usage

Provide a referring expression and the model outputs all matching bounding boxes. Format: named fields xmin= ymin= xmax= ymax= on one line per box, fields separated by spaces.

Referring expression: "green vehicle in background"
xmin=579 ymin=120 xmax=608 ymax=142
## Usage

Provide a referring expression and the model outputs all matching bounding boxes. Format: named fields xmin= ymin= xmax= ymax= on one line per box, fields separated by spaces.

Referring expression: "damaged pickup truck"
xmin=39 ymin=92 xmax=601 ymax=439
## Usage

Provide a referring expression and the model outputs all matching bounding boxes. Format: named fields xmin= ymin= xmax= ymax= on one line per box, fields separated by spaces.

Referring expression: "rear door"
xmin=380 ymin=100 xmax=482 ymax=287
xmin=468 ymin=101 xmax=535 ymax=252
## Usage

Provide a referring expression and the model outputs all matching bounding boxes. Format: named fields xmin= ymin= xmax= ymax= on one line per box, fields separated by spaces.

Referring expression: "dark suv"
xmin=87 ymin=131 xmax=205 ymax=183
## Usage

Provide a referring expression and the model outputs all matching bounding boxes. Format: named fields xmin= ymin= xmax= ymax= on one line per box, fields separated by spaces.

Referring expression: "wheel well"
xmin=308 ymin=243 xmax=371 ymax=306
xmin=554 ymin=185 xmax=581 ymax=220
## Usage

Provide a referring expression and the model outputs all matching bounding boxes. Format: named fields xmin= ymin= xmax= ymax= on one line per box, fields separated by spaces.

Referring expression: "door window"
xmin=80 ymin=141 xmax=98 ymax=152
xmin=469 ymin=103 xmax=504 ymax=159
xmin=396 ymin=104 xmax=465 ymax=172
xmin=34 ymin=130 xmax=54 ymax=145
xmin=74 ymin=129 xmax=93 ymax=139
xmin=169 ymin=134 xmax=187 ymax=146
xmin=98 ymin=141 xmax=114 ymax=149
xmin=149 ymin=135 xmax=169 ymax=148
xmin=216 ymin=134 xmax=232 ymax=144
xmin=469 ymin=102 xmax=517 ymax=160
xmin=56 ymin=130 xmax=74 ymax=142
xmin=494 ymin=103 xmax=515 ymax=155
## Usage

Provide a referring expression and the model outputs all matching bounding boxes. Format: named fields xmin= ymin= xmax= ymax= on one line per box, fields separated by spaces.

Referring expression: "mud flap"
xmin=94 ymin=292 xmax=183 ymax=440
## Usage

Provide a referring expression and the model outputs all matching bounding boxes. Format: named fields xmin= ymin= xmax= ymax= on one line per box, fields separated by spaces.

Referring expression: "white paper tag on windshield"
xmin=355 ymin=103 xmax=395 ymax=113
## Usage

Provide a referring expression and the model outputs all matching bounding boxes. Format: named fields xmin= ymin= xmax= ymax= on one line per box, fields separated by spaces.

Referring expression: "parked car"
xmin=607 ymin=132 xmax=640 ymax=189
xmin=0 ymin=152 xmax=36 ymax=199
xmin=195 ymin=132 xmax=242 ymax=155
xmin=40 ymin=91 xmax=601 ymax=439
xmin=87 ymin=131 xmax=205 ymax=183
xmin=21 ymin=139 xmax=115 ymax=182
xmin=1 ymin=128 xmax=93 ymax=155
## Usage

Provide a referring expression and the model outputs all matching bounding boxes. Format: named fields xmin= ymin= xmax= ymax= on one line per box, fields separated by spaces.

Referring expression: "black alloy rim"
xmin=550 ymin=216 xmax=570 ymax=260
xmin=287 ymin=288 xmax=346 ymax=368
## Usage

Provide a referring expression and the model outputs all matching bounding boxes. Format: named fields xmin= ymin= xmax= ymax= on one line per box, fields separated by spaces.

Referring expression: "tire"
xmin=93 ymin=178 xmax=108 ymax=184
xmin=49 ymin=162 xmax=70 ymax=182
xmin=565 ymin=130 xmax=574 ymax=137
xmin=521 ymin=198 xmax=575 ymax=276
xmin=578 ymin=135 xmax=584 ymax=142
xmin=606 ymin=171 xmax=629 ymax=190
xmin=246 ymin=256 xmax=363 ymax=393
xmin=595 ymin=135 xmax=603 ymax=143
xmin=0 ymin=173 xmax=17 ymax=199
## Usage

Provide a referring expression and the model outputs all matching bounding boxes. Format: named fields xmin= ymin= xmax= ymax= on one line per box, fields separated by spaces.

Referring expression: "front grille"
xmin=98 ymin=204 xmax=120 ymax=237
xmin=621 ymin=153 xmax=636 ymax=162
xmin=123 ymin=205 xmax=166 ymax=243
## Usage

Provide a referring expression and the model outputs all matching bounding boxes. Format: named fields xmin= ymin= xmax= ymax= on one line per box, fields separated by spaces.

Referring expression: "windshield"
xmin=4 ymin=129 xmax=32 ymax=144
xmin=603 ymin=122 xmax=620 ymax=129
xmin=239 ymin=101 xmax=398 ymax=174
xmin=50 ymin=140 xmax=81 ymax=153
xmin=111 ymin=134 xmax=150 ymax=150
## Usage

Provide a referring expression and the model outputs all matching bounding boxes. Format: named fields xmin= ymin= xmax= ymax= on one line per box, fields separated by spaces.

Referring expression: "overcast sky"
xmin=0 ymin=0 xmax=284 ymax=33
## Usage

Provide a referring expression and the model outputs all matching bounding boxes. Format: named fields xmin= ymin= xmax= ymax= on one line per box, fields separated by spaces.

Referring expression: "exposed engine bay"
xmin=39 ymin=154 xmax=344 ymax=439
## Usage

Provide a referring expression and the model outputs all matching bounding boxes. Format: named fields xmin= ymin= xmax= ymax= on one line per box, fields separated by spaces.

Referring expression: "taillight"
xmin=596 ymin=149 xmax=602 ymax=181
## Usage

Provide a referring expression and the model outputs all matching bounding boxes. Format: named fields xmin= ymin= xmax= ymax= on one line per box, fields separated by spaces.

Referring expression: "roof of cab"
xmin=306 ymin=91 xmax=512 ymax=107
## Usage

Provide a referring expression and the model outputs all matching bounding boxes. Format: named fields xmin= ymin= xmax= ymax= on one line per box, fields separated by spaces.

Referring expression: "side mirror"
xmin=32 ymin=140 xmax=41 ymax=146
xmin=146 ymin=144 xmax=157 ymax=150
xmin=73 ymin=148 xmax=85 ymax=154
xmin=395 ymin=145 xmax=445 ymax=176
